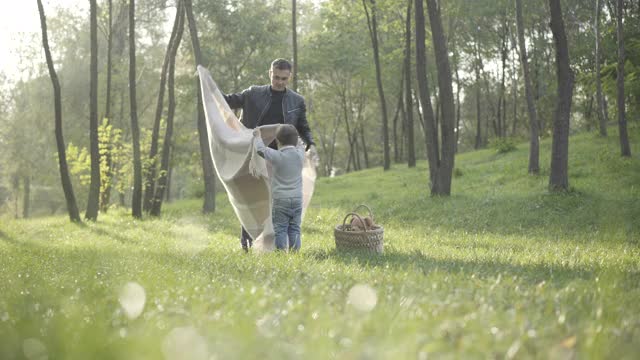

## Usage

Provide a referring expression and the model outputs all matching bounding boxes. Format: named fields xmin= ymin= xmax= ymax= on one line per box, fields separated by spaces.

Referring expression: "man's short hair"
xmin=276 ymin=124 xmax=299 ymax=147
xmin=271 ymin=58 xmax=292 ymax=71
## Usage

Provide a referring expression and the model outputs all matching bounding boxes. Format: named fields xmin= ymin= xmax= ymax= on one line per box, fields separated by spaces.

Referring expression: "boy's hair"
xmin=271 ymin=58 xmax=292 ymax=71
xmin=276 ymin=124 xmax=299 ymax=147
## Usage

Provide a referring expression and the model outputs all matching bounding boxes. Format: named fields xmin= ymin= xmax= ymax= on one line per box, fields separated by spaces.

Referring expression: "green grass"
xmin=1 ymin=128 xmax=639 ymax=359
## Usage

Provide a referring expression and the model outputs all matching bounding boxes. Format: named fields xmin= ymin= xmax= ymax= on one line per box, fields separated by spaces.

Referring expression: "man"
xmin=223 ymin=58 xmax=318 ymax=252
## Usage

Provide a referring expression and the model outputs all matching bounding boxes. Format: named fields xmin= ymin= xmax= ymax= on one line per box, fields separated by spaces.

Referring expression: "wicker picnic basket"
xmin=334 ymin=205 xmax=384 ymax=254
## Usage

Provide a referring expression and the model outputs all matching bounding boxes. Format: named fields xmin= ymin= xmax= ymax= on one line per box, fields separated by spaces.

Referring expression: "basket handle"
xmin=352 ymin=204 xmax=374 ymax=222
xmin=342 ymin=212 xmax=370 ymax=232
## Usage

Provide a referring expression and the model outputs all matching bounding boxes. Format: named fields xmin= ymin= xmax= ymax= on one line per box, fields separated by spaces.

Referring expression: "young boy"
xmin=253 ymin=124 xmax=304 ymax=251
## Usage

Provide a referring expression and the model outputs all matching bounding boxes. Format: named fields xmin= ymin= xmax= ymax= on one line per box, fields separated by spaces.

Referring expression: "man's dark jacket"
xmin=223 ymin=85 xmax=314 ymax=149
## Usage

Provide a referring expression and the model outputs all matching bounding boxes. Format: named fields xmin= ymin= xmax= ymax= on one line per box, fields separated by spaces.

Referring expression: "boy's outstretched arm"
xmin=252 ymin=129 xmax=266 ymax=159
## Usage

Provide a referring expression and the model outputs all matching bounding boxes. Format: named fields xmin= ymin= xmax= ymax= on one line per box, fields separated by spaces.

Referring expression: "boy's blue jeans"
xmin=272 ymin=197 xmax=302 ymax=251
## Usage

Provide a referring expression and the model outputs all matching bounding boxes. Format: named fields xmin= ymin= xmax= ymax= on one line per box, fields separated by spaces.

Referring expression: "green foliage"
xmin=1 ymin=129 xmax=639 ymax=358
xmin=140 ymin=120 xmax=164 ymax=189
xmin=595 ymin=4 xmax=640 ymax=120
xmin=99 ymin=118 xmax=115 ymax=196
xmin=489 ymin=137 xmax=518 ymax=153
xmin=194 ymin=0 xmax=290 ymax=92
xmin=99 ymin=118 xmax=133 ymax=204
xmin=65 ymin=119 xmax=132 ymax=209
xmin=66 ymin=143 xmax=92 ymax=185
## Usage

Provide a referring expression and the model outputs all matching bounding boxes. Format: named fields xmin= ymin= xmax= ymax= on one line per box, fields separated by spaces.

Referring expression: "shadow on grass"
xmin=359 ymin=190 xmax=640 ymax=241
xmin=0 ymin=229 xmax=20 ymax=246
xmin=4 ymin=219 xmax=635 ymax=292
xmin=303 ymin=247 xmax=630 ymax=288
xmin=3 ymin=233 xmax=637 ymax=300
xmin=89 ymin=224 xmax=131 ymax=244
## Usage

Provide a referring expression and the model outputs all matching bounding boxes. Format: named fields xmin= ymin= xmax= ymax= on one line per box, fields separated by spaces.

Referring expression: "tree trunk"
xmin=102 ymin=7 xmax=128 ymax=209
xmin=129 ymin=0 xmax=143 ymax=217
xmin=392 ymin=94 xmax=400 ymax=162
xmin=453 ymin=44 xmax=461 ymax=153
xmin=105 ymin=0 xmax=113 ymax=121
xmin=616 ymin=0 xmax=631 ymax=157
xmin=355 ymin=85 xmax=368 ymax=169
xmin=165 ymin=161 xmax=172 ymax=202
xmin=292 ymin=0 xmax=298 ymax=92
xmin=447 ymin=17 xmax=460 ymax=152
xmin=399 ymin=93 xmax=406 ymax=161
xmin=605 ymin=0 xmax=616 ymax=29
xmin=516 ymin=0 xmax=540 ymax=174
xmin=184 ymin=0 xmax=216 ymax=213
xmin=414 ymin=0 xmax=439 ymax=186
xmin=22 ymin=176 xmax=30 ymax=219
xmin=426 ymin=0 xmax=456 ymax=195
xmin=485 ymin=113 xmax=491 ymax=147
xmin=353 ymin=130 xmax=361 ymax=171
xmin=498 ymin=17 xmax=508 ymax=138
xmin=511 ymin=67 xmax=518 ymax=136
xmin=393 ymin=66 xmax=404 ymax=163
xmin=151 ymin=2 xmax=184 ymax=216
xmin=339 ymin=94 xmax=356 ymax=172
xmin=603 ymin=95 xmax=610 ymax=125
xmin=404 ymin=0 xmax=416 ymax=168
xmin=360 ymin=125 xmax=370 ymax=169
xmin=414 ymin=97 xmax=424 ymax=137
xmin=434 ymin=93 xmax=440 ymax=140
xmin=37 ymin=0 xmax=80 ymax=222
xmin=319 ymin=115 xmax=339 ymax=176
xmin=346 ymin=139 xmax=354 ymax=172
xmin=115 ymin=89 xmax=126 ymax=207
xmin=86 ymin=0 xmax=101 ymax=221
xmin=548 ymin=0 xmax=574 ymax=192
xmin=363 ymin=0 xmax=390 ymax=171
xmin=329 ymin=123 xmax=337 ymax=174
xmin=595 ymin=0 xmax=607 ymax=136
xmin=399 ymin=90 xmax=407 ymax=161
xmin=510 ymin=30 xmax=518 ymax=136
xmin=534 ymin=24 xmax=546 ymax=134
xmin=100 ymin=0 xmax=114 ymax=213
xmin=12 ymin=175 xmax=19 ymax=219
xmin=474 ymin=42 xmax=482 ymax=150
xmin=475 ymin=38 xmax=498 ymax=143
xmin=585 ymin=95 xmax=594 ymax=131
xmin=475 ymin=81 xmax=482 ymax=150
xmin=144 ymin=1 xmax=183 ymax=212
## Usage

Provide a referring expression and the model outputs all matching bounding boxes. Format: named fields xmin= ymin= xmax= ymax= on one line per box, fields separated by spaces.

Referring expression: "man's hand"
xmin=307 ymin=144 xmax=320 ymax=167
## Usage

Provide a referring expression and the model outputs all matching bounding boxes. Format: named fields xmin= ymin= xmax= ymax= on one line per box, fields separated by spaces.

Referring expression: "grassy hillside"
xmin=1 ymin=128 xmax=639 ymax=359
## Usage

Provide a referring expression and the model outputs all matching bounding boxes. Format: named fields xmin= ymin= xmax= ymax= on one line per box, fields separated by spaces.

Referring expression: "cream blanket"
xmin=197 ymin=65 xmax=316 ymax=251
